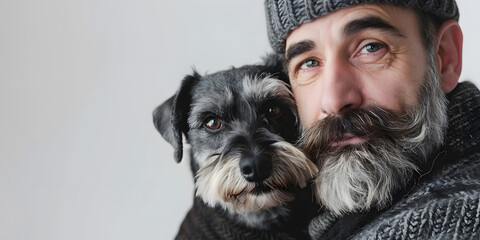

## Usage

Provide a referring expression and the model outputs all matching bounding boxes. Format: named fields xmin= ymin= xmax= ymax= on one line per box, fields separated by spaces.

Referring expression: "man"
xmin=265 ymin=1 xmax=480 ymax=239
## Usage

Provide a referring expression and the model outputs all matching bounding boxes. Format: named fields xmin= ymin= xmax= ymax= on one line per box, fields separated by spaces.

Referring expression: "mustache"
xmin=298 ymin=105 xmax=421 ymax=156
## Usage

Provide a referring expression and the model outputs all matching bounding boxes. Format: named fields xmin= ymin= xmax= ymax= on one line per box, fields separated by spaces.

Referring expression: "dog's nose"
xmin=239 ymin=153 xmax=272 ymax=182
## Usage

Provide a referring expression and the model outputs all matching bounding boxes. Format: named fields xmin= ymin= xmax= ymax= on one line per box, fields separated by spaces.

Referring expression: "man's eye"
xmin=299 ymin=59 xmax=319 ymax=70
xmin=359 ymin=42 xmax=384 ymax=54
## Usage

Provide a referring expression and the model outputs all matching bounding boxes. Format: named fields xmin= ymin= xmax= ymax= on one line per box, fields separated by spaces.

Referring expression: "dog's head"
xmin=153 ymin=55 xmax=318 ymax=216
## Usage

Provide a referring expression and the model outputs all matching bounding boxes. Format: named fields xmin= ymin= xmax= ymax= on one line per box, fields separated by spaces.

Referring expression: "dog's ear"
xmin=153 ymin=72 xmax=200 ymax=163
xmin=261 ymin=53 xmax=289 ymax=84
xmin=261 ymin=52 xmax=284 ymax=70
xmin=153 ymin=95 xmax=177 ymax=148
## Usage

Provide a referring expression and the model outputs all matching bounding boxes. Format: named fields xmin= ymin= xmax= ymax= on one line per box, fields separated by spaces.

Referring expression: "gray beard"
xmin=299 ymin=55 xmax=448 ymax=215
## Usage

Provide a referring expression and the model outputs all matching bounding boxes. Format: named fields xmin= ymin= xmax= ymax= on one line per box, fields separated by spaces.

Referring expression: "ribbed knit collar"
xmin=444 ymin=81 xmax=480 ymax=155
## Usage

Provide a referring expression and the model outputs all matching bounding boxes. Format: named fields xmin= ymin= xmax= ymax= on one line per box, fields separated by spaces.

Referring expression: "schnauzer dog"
xmin=153 ymin=54 xmax=318 ymax=239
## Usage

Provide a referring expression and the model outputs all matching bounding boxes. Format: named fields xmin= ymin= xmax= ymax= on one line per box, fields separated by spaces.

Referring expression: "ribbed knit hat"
xmin=265 ymin=0 xmax=459 ymax=53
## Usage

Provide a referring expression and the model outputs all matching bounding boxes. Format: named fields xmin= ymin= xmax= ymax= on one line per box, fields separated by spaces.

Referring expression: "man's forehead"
xmin=285 ymin=4 xmax=413 ymax=48
xmin=284 ymin=4 xmax=416 ymax=67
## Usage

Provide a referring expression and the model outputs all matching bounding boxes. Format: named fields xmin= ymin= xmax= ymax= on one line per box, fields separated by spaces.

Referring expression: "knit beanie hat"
xmin=265 ymin=0 xmax=459 ymax=53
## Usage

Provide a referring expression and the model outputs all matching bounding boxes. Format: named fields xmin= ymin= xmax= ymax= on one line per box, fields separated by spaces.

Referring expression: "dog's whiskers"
xmin=228 ymin=185 xmax=249 ymax=199
xmin=264 ymin=180 xmax=285 ymax=191
xmin=205 ymin=153 xmax=221 ymax=163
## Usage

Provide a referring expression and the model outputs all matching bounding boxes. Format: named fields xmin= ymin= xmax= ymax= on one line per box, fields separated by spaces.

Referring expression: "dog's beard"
xmin=299 ymin=56 xmax=447 ymax=215
xmin=194 ymin=141 xmax=317 ymax=215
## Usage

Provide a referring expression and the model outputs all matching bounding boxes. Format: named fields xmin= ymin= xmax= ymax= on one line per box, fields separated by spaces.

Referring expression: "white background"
xmin=1 ymin=1 xmax=479 ymax=240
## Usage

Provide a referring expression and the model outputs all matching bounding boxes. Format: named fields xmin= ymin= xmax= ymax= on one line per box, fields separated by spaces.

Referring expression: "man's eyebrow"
xmin=343 ymin=16 xmax=404 ymax=38
xmin=284 ymin=40 xmax=316 ymax=70
xmin=283 ymin=17 xmax=403 ymax=70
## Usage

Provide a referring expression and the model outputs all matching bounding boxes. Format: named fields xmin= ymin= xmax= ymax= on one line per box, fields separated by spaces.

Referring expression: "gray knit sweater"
xmin=309 ymin=82 xmax=480 ymax=240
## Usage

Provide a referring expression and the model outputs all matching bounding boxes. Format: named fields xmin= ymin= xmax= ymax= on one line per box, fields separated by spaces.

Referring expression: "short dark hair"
xmin=415 ymin=10 xmax=443 ymax=54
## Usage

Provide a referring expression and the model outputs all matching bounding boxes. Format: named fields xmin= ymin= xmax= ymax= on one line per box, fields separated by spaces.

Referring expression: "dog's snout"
xmin=239 ymin=153 xmax=272 ymax=182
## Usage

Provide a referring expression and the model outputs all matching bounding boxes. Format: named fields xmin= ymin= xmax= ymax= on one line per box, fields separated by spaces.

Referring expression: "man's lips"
xmin=331 ymin=133 xmax=367 ymax=147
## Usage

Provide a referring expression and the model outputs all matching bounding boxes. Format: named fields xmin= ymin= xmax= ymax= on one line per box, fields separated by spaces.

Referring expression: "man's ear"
xmin=434 ymin=19 xmax=463 ymax=94
xmin=152 ymin=72 xmax=200 ymax=162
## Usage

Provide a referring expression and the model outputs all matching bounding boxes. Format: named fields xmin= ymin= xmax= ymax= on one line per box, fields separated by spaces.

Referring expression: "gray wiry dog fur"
xmin=153 ymin=54 xmax=318 ymax=239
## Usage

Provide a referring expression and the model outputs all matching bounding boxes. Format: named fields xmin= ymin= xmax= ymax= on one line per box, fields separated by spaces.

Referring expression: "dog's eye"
xmin=265 ymin=106 xmax=282 ymax=118
xmin=204 ymin=117 xmax=222 ymax=130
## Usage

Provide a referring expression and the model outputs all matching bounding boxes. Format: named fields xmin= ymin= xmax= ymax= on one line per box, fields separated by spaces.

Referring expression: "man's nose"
xmin=319 ymin=59 xmax=363 ymax=116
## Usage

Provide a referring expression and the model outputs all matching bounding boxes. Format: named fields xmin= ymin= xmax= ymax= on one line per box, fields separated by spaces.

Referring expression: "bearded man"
xmin=264 ymin=1 xmax=480 ymax=239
